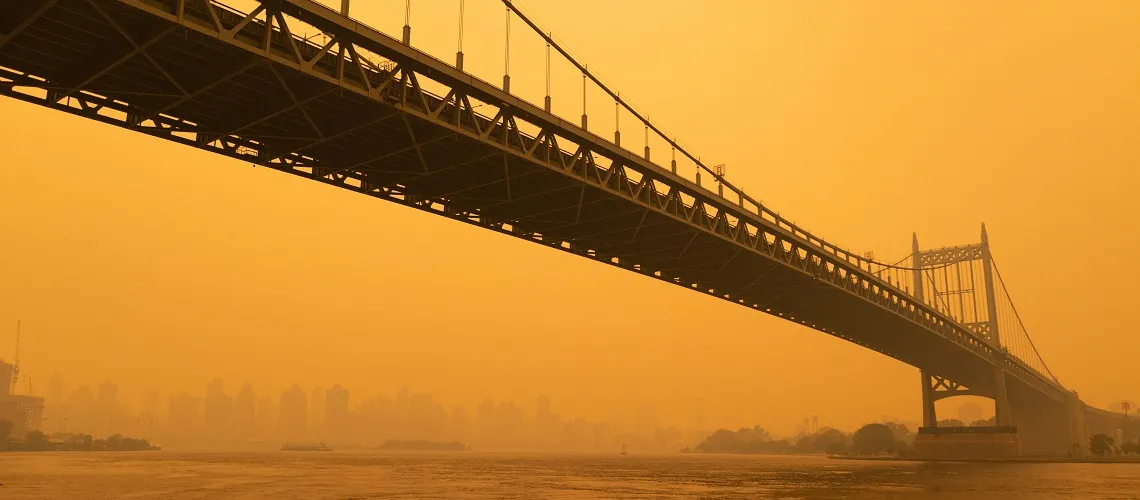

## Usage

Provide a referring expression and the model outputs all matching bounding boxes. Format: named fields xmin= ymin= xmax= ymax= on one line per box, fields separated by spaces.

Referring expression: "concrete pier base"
xmin=913 ymin=426 xmax=1019 ymax=459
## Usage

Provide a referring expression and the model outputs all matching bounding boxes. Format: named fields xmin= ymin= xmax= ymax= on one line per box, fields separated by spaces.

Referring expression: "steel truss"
xmin=0 ymin=0 xmax=1065 ymax=402
xmin=929 ymin=374 xmax=980 ymax=401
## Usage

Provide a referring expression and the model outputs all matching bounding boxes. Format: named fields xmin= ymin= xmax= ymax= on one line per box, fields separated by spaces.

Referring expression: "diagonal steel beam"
xmin=56 ymin=21 xmax=178 ymax=102
xmin=343 ymin=131 xmax=456 ymax=172
xmin=401 ymin=114 xmax=430 ymax=172
xmin=369 ymin=151 xmax=501 ymax=191
xmin=144 ymin=58 xmax=262 ymax=121
xmin=271 ymin=108 xmax=401 ymax=159
xmin=0 ymin=0 xmax=61 ymax=48
xmin=267 ymin=64 xmax=324 ymax=139
xmin=85 ymin=0 xmax=187 ymax=93
xmin=215 ymin=74 xmax=338 ymax=139
xmin=269 ymin=108 xmax=401 ymax=160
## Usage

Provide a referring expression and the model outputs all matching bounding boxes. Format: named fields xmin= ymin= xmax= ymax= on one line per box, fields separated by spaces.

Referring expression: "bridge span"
xmin=0 ymin=0 xmax=1128 ymax=456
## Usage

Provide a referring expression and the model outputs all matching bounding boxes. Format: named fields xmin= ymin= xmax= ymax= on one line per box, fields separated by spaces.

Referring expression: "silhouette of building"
xmin=635 ymin=404 xmax=657 ymax=435
xmin=254 ymin=393 xmax=276 ymax=439
xmin=0 ymin=360 xmax=45 ymax=437
xmin=450 ymin=405 xmax=471 ymax=443
xmin=96 ymin=381 xmax=123 ymax=436
xmin=0 ymin=360 xmax=14 ymax=396
xmin=279 ymin=385 xmax=307 ymax=439
xmin=235 ymin=384 xmax=256 ymax=441
xmin=308 ymin=385 xmax=325 ymax=432
xmin=958 ymin=402 xmax=984 ymax=424
xmin=167 ymin=393 xmax=201 ymax=445
xmin=203 ymin=379 xmax=234 ymax=444
xmin=324 ymin=385 xmax=349 ymax=443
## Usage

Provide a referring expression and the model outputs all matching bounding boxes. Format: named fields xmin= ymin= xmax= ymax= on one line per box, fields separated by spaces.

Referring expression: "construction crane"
xmin=11 ymin=320 xmax=19 ymax=395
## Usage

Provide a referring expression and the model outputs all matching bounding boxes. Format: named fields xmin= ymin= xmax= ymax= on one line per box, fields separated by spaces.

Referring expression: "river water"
xmin=1 ymin=451 xmax=1137 ymax=499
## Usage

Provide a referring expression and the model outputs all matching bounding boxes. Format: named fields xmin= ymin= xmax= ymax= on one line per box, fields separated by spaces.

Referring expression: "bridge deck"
xmin=0 ymin=0 xmax=1064 ymax=402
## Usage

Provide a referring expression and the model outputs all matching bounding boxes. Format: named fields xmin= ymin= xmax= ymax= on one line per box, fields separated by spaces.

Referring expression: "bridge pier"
xmin=1003 ymin=386 xmax=1087 ymax=457
xmin=993 ymin=366 xmax=1012 ymax=427
xmin=920 ymin=370 xmax=937 ymax=428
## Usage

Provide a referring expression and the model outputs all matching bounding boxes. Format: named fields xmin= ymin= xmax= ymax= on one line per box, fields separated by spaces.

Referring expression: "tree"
xmin=1120 ymin=440 xmax=1137 ymax=456
xmin=1090 ymin=433 xmax=1115 ymax=457
xmin=24 ymin=430 xmax=50 ymax=451
xmin=880 ymin=421 xmax=914 ymax=444
xmin=812 ymin=428 xmax=849 ymax=454
xmin=937 ymin=419 xmax=965 ymax=428
xmin=970 ymin=417 xmax=996 ymax=427
xmin=852 ymin=423 xmax=896 ymax=454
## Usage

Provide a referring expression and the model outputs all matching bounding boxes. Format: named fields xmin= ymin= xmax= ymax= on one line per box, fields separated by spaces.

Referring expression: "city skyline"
xmin=27 ymin=370 xmax=970 ymax=451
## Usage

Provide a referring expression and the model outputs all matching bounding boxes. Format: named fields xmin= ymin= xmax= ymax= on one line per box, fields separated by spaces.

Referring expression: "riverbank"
xmin=830 ymin=454 xmax=1140 ymax=464
xmin=2 ymin=432 xmax=158 ymax=452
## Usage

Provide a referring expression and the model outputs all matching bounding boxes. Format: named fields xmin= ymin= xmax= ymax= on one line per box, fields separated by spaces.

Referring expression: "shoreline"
xmin=830 ymin=454 xmax=1140 ymax=464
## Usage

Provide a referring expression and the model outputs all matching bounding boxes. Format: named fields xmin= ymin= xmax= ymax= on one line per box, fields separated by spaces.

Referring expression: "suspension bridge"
xmin=0 ymin=0 xmax=1131 ymax=456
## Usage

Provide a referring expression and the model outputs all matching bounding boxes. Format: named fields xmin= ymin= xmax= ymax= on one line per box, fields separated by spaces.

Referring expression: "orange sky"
xmin=1 ymin=0 xmax=1137 ymax=434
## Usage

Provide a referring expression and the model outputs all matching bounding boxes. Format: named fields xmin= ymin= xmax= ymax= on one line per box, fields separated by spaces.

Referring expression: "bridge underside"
xmin=0 ymin=0 xmax=1064 ymax=404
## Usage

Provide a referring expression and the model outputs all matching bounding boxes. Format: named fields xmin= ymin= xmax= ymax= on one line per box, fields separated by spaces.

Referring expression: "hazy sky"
xmin=1 ymin=0 xmax=1137 ymax=435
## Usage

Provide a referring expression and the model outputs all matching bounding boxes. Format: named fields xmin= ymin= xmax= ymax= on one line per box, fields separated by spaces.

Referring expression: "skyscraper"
xmin=324 ymin=385 xmax=349 ymax=444
xmin=203 ymin=379 xmax=234 ymax=444
xmin=234 ymin=384 xmax=256 ymax=441
xmin=167 ymin=393 xmax=201 ymax=445
xmin=0 ymin=360 xmax=14 ymax=397
xmin=96 ymin=381 xmax=121 ymax=436
xmin=254 ymin=393 xmax=276 ymax=439
xmin=279 ymin=385 xmax=307 ymax=440
xmin=308 ymin=386 xmax=325 ymax=432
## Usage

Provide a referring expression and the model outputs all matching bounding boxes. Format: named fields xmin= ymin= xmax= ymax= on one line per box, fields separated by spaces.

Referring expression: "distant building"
xmin=279 ymin=385 xmax=307 ymax=439
xmin=0 ymin=360 xmax=45 ymax=437
xmin=0 ymin=360 xmax=15 ymax=396
xmin=324 ymin=385 xmax=349 ymax=442
xmin=0 ymin=395 xmax=45 ymax=437
xmin=203 ymin=379 xmax=234 ymax=444
xmin=234 ymin=384 xmax=256 ymax=440
xmin=168 ymin=393 xmax=202 ymax=444
xmin=958 ymin=402 xmax=984 ymax=424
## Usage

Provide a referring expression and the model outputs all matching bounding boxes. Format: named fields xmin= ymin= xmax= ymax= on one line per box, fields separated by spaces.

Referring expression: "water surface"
xmin=2 ymin=451 xmax=1136 ymax=499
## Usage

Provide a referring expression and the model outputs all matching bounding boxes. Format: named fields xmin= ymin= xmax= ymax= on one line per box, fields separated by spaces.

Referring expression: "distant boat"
xmin=619 ymin=444 xmax=628 ymax=455
xmin=281 ymin=442 xmax=331 ymax=451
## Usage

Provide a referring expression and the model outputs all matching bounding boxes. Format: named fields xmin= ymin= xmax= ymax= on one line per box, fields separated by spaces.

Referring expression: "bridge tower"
xmin=913 ymin=224 xmax=1012 ymax=428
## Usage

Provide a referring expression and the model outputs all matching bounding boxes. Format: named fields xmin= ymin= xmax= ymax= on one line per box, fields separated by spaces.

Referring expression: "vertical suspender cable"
xmin=402 ymin=0 xmax=411 ymax=44
xmin=581 ymin=70 xmax=587 ymax=129
xmin=614 ymin=94 xmax=620 ymax=146
xmin=503 ymin=6 xmax=510 ymax=92
xmin=941 ymin=264 xmax=951 ymax=320
xmin=954 ymin=262 xmax=966 ymax=323
xmin=967 ymin=260 xmax=980 ymax=325
xmin=544 ymin=33 xmax=551 ymax=111
xmin=644 ymin=124 xmax=649 ymax=160
xmin=455 ymin=0 xmax=464 ymax=69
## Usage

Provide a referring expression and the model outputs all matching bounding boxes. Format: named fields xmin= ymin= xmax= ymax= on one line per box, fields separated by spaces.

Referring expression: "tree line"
xmin=691 ymin=422 xmax=912 ymax=456
xmin=1 ymin=419 xmax=157 ymax=452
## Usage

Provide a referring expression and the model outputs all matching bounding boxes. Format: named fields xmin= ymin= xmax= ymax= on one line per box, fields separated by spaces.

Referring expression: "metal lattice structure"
xmin=0 ymin=0 xmax=1100 ymax=425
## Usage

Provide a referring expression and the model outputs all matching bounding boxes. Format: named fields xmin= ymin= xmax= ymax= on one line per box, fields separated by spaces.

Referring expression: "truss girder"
xmin=0 ymin=0 xmax=1066 ymax=403
xmin=918 ymin=244 xmax=985 ymax=267
xmin=929 ymin=374 xmax=984 ymax=402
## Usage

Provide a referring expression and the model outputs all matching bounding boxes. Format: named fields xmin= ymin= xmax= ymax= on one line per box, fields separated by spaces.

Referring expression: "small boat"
xmin=281 ymin=442 xmax=332 ymax=451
